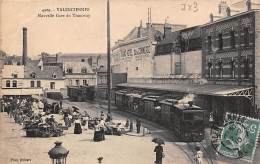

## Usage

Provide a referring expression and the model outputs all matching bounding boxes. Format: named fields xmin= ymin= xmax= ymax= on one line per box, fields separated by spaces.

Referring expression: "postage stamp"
xmin=217 ymin=112 xmax=260 ymax=162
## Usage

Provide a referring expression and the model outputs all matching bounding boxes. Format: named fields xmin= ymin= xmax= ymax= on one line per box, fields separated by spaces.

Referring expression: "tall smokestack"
xmin=22 ymin=27 xmax=27 ymax=65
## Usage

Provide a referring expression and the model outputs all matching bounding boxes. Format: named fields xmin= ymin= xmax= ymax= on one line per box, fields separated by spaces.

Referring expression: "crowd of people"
xmin=0 ymin=96 xmax=168 ymax=163
xmin=0 ymin=96 xmax=64 ymax=137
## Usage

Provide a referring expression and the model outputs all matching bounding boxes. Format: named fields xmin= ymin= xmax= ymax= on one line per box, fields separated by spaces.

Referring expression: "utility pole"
xmin=107 ymin=0 xmax=111 ymax=114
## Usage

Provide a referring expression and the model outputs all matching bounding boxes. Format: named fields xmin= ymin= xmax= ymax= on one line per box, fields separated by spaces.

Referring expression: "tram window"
xmin=184 ymin=113 xmax=193 ymax=120
xmin=184 ymin=112 xmax=203 ymax=120
xmin=193 ymin=113 xmax=203 ymax=120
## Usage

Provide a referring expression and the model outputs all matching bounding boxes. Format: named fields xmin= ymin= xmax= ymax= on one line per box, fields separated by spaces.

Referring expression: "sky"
xmin=0 ymin=0 xmax=253 ymax=58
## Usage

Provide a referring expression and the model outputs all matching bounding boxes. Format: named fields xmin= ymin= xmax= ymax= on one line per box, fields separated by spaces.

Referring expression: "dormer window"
xmin=52 ymin=73 xmax=57 ymax=79
xmin=81 ymin=67 xmax=87 ymax=74
xmin=31 ymin=72 xmax=36 ymax=79
xmin=67 ymin=67 xmax=73 ymax=74
xmin=13 ymin=74 xmax=18 ymax=78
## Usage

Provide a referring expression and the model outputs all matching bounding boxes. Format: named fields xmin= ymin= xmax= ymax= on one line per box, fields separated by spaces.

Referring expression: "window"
xmin=136 ymin=67 xmax=139 ymax=70
xmin=31 ymin=72 xmax=36 ymax=79
xmin=37 ymin=81 xmax=41 ymax=87
xmin=50 ymin=82 xmax=55 ymax=89
xmin=69 ymin=80 xmax=72 ymax=86
xmin=76 ymin=80 xmax=80 ymax=86
xmin=218 ymin=59 xmax=223 ymax=78
xmin=30 ymin=81 xmax=35 ymax=87
xmin=13 ymin=74 xmax=18 ymax=78
xmin=175 ymin=62 xmax=181 ymax=75
xmin=230 ymin=59 xmax=235 ymax=78
xmin=230 ymin=31 xmax=235 ymax=49
xmin=218 ymin=33 xmax=223 ymax=50
xmin=81 ymin=59 xmax=85 ymax=62
xmin=244 ymin=27 xmax=249 ymax=47
xmin=207 ymin=36 xmax=212 ymax=51
xmin=67 ymin=68 xmax=73 ymax=74
xmin=244 ymin=57 xmax=250 ymax=79
xmin=6 ymin=80 xmax=10 ymax=87
xmin=81 ymin=67 xmax=87 ymax=74
xmin=12 ymin=80 xmax=17 ymax=87
xmin=52 ymin=73 xmax=57 ymax=79
xmin=207 ymin=61 xmax=212 ymax=78
xmin=83 ymin=80 xmax=88 ymax=85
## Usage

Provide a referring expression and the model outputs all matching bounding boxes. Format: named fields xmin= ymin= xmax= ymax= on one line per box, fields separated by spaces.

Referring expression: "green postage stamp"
xmin=218 ymin=112 xmax=260 ymax=162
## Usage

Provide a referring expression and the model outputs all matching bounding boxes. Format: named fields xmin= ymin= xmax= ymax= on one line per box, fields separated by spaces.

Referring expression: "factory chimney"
xmin=22 ymin=27 xmax=27 ymax=65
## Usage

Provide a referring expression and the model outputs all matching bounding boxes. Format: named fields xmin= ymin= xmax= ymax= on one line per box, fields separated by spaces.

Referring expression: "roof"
xmin=58 ymin=53 xmax=106 ymax=59
xmin=115 ymin=23 xmax=186 ymax=47
xmin=117 ymin=83 xmax=253 ymax=96
xmin=157 ymin=31 xmax=179 ymax=45
xmin=24 ymin=60 xmax=64 ymax=79
xmin=200 ymin=10 xmax=257 ymax=27
xmin=157 ymin=26 xmax=201 ymax=45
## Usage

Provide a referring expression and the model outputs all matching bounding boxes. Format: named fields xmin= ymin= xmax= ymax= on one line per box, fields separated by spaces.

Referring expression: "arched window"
xmin=230 ymin=59 xmax=236 ymax=78
xmin=218 ymin=59 xmax=223 ymax=78
xmin=207 ymin=61 xmax=212 ymax=78
xmin=218 ymin=33 xmax=223 ymax=50
xmin=6 ymin=80 xmax=10 ymax=87
xmin=12 ymin=80 xmax=17 ymax=87
xmin=244 ymin=57 xmax=250 ymax=79
xmin=244 ymin=27 xmax=249 ymax=47
xmin=230 ymin=30 xmax=236 ymax=49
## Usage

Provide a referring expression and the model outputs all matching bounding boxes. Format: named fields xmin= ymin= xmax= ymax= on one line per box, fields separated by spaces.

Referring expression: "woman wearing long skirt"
xmin=74 ymin=118 xmax=82 ymax=134
xmin=94 ymin=121 xmax=102 ymax=142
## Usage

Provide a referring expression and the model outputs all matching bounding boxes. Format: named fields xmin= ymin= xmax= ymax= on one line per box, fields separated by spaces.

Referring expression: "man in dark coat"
xmin=136 ymin=118 xmax=141 ymax=133
xmin=154 ymin=144 xmax=164 ymax=164
xmin=59 ymin=100 xmax=63 ymax=109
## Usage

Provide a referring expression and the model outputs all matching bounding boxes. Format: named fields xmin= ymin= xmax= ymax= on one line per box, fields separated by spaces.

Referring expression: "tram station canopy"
xmin=117 ymin=83 xmax=253 ymax=99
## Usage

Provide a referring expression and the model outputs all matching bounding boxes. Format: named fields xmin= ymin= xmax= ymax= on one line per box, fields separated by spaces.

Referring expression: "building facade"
xmin=201 ymin=10 xmax=258 ymax=116
xmin=115 ymin=9 xmax=260 ymax=121
xmin=154 ymin=26 xmax=202 ymax=83
xmin=56 ymin=53 xmax=106 ymax=87
xmin=1 ymin=60 xmax=65 ymax=96
xmin=112 ymin=22 xmax=186 ymax=83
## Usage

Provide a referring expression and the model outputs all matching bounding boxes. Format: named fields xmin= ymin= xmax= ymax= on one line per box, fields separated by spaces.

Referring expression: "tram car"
xmin=115 ymin=90 xmax=128 ymax=110
xmin=171 ymin=102 xmax=205 ymax=142
xmin=67 ymin=85 xmax=95 ymax=101
xmin=159 ymin=98 xmax=179 ymax=127
xmin=115 ymin=90 xmax=205 ymax=142
xmin=125 ymin=92 xmax=145 ymax=116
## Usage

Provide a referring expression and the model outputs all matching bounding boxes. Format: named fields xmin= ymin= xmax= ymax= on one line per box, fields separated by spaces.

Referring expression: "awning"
xmin=117 ymin=83 xmax=253 ymax=102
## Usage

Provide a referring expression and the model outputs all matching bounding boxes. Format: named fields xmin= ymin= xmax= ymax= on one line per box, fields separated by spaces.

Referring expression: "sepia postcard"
xmin=1 ymin=0 xmax=260 ymax=164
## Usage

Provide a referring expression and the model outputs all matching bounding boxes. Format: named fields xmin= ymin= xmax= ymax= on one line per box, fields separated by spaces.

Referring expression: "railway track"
xmin=62 ymin=99 xmax=216 ymax=164
xmin=186 ymin=141 xmax=214 ymax=164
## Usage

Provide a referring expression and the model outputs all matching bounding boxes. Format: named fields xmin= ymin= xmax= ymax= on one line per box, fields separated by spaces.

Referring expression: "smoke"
xmin=178 ymin=93 xmax=196 ymax=104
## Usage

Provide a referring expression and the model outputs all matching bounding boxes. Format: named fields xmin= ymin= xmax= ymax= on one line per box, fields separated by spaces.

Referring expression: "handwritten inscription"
xmin=180 ymin=1 xmax=199 ymax=12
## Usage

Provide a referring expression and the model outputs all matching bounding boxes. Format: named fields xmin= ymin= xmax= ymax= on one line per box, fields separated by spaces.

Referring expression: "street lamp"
xmin=48 ymin=141 xmax=69 ymax=164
